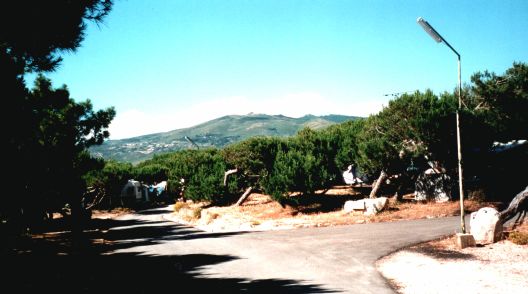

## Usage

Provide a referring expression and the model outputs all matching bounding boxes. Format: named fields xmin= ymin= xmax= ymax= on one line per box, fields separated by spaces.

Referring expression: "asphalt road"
xmin=106 ymin=206 xmax=462 ymax=293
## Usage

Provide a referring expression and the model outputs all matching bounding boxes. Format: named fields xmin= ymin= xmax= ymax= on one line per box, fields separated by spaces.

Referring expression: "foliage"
xmin=139 ymin=149 xmax=229 ymax=203
xmin=221 ymin=136 xmax=285 ymax=195
xmin=221 ymin=136 xmax=283 ymax=176
xmin=260 ymin=128 xmax=343 ymax=201
xmin=469 ymin=62 xmax=528 ymax=142
xmin=2 ymin=1 xmax=114 ymax=232
xmin=134 ymin=163 xmax=169 ymax=184
xmin=294 ymin=128 xmax=336 ymax=188
xmin=1 ymin=1 xmax=112 ymax=74
xmin=356 ymin=90 xmax=458 ymax=177
xmin=85 ymin=160 xmax=133 ymax=208
xmin=3 ymin=76 xmax=115 ymax=230
xmin=262 ymin=147 xmax=317 ymax=202
xmin=327 ymin=119 xmax=365 ymax=172
xmin=463 ymin=62 xmax=528 ymax=199
xmin=190 ymin=150 xmax=229 ymax=203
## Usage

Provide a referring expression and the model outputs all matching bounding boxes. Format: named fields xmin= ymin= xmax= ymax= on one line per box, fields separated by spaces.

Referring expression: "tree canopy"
xmin=1 ymin=0 xmax=112 ymax=74
xmin=1 ymin=1 xmax=114 ymax=233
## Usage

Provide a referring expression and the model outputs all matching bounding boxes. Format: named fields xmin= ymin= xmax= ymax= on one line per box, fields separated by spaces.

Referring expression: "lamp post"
xmin=417 ymin=17 xmax=466 ymax=233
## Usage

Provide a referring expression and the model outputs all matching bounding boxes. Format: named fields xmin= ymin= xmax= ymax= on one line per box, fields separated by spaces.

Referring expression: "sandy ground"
xmin=376 ymin=232 xmax=528 ymax=294
xmin=168 ymin=189 xmax=493 ymax=232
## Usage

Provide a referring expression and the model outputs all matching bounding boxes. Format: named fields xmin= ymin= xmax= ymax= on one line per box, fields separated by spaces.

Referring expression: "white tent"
xmin=121 ymin=179 xmax=148 ymax=200
xmin=343 ymin=165 xmax=363 ymax=185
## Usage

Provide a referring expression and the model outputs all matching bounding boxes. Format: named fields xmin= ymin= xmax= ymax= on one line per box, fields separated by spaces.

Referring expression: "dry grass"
xmin=373 ymin=196 xmax=497 ymax=222
xmin=505 ymin=223 xmax=528 ymax=245
xmin=171 ymin=201 xmax=209 ymax=222
xmin=173 ymin=201 xmax=189 ymax=212
xmin=508 ymin=231 xmax=528 ymax=245
xmin=192 ymin=207 xmax=203 ymax=219
xmin=92 ymin=207 xmax=134 ymax=219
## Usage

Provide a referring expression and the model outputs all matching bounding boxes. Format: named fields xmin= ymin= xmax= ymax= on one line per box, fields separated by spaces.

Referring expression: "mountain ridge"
xmin=90 ymin=113 xmax=360 ymax=163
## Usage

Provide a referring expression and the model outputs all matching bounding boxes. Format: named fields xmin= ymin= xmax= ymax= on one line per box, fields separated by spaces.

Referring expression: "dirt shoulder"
xmin=168 ymin=186 xmax=496 ymax=232
xmin=376 ymin=224 xmax=528 ymax=294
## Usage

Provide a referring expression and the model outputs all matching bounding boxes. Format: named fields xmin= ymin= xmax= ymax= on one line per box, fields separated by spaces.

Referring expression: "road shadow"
xmin=3 ymin=252 xmax=338 ymax=293
xmin=406 ymin=240 xmax=475 ymax=261
xmin=2 ymin=214 xmax=339 ymax=293
xmin=408 ymin=246 xmax=475 ymax=260
xmin=87 ymin=215 xmax=249 ymax=253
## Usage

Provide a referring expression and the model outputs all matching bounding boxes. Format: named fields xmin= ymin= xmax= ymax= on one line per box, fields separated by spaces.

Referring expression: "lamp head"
xmin=417 ymin=17 xmax=443 ymax=43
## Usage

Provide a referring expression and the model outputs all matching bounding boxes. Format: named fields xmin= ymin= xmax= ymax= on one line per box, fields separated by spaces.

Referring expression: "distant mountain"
xmin=90 ymin=113 xmax=360 ymax=163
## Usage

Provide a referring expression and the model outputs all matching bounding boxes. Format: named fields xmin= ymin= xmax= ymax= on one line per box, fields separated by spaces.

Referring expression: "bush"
xmin=262 ymin=147 xmax=318 ymax=202
xmin=173 ymin=202 xmax=188 ymax=212
xmin=508 ymin=231 xmax=528 ymax=245
xmin=192 ymin=207 xmax=202 ymax=220
xmin=467 ymin=188 xmax=487 ymax=202
xmin=138 ymin=149 xmax=229 ymax=203
xmin=134 ymin=163 xmax=169 ymax=183
xmin=84 ymin=160 xmax=133 ymax=209
xmin=184 ymin=150 xmax=227 ymax=203
xmin=221 ymin=136 xmax=285 ymax=194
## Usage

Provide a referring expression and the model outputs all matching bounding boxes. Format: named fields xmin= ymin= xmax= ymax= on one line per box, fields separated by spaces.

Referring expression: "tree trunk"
xmin=224 ymin=169 xmax=238 ymax=186
xmin=70 ymin=196 xmax=85 ymax=248
xmin=392 ymin=190 xmax=403 ymax=202
xmin=499 ymin=186 xmax=528 ymax=225
xmin=370 ymin=170 xmax=387 ymax=199
xmin=235 ymin=187 xmax=253 ymax=206
xmin=392 ymin=176 xmax=406 ymax=202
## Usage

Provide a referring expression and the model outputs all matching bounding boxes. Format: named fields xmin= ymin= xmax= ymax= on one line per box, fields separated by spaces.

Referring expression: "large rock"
xmin=365 ymin=197 xmax=389 ymax=216
xmin=344 ymin=199 xmax=365 ymax=213
xmin=470 ymin=207 xmax=503 ymax=244
xmin=343 ymin=197 xmax=388 ymax=215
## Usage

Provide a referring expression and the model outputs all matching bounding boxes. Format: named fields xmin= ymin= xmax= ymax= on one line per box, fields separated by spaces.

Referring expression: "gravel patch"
xmin=376 ymin=236 xmax=528 ymax=294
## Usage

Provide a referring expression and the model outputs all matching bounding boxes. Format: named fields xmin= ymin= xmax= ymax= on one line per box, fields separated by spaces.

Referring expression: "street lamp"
xmin=417 ymin=17 xmax=466 ymax=233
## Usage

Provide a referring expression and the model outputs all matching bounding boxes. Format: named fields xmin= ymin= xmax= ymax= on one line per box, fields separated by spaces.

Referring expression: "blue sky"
xmin=31 ymin=0 xmax=528 ymax=139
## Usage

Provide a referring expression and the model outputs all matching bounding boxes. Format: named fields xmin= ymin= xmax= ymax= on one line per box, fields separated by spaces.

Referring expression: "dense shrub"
xmin=84 ymin=160 xmax=133 ymax=208
xmin=134 ymin=163 xmax=169 ymax=183
xmin=140 ymin=149 xmax=229 ymax=203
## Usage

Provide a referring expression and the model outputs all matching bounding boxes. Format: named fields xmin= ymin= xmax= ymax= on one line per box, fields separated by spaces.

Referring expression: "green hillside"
xmin=90 ymin=113 xmax=359 ymax=163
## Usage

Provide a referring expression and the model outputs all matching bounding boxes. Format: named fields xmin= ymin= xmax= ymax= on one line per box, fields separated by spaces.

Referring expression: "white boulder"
xmin=344 ymin=199 xmax=366 ymax=213
xmin=365 ymin=197 xmax=389 ymax=216
xmin=470 ymin=207 xmax=503 ymax=244
xmin=343 ymin=197 xmax=388 ymax=215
